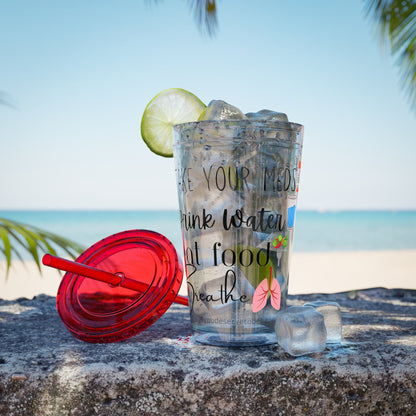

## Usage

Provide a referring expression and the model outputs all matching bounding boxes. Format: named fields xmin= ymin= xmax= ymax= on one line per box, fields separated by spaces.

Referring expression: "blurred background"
xmin=1 ymin=0 xmax=415 ymax=211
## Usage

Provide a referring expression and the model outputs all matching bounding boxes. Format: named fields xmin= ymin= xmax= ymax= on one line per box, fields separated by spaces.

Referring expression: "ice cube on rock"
xmin=304 ymin=301 xmax=342 ymax=343
xmin=198 ymin=100 xmax=247 ymax=121
xmin=275 ymin=306 xmax=327 ymax=356
xmin=245 ymin=109 xmax=288 ymax=122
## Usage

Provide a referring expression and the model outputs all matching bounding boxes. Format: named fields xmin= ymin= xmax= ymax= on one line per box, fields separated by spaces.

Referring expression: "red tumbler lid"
xmin=56 ymin=230 xmax=183 ymax=343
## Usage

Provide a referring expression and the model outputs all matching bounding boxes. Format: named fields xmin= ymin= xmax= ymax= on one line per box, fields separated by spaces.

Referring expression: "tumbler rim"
xmin=173 ymin=119 xmax=303 ymax=147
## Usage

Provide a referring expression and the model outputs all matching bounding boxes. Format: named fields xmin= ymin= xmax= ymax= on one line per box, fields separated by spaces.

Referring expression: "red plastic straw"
xmin=42 ymin=254 xmax=189 ymax=306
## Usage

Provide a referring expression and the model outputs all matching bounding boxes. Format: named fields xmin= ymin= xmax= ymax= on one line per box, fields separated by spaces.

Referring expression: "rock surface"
xmin=1 ymin=288 xmax=416 ymax=415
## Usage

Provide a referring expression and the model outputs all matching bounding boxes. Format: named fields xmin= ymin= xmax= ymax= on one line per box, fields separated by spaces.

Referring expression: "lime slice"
xmin=140 ymin=88 xmax=206 ymax=157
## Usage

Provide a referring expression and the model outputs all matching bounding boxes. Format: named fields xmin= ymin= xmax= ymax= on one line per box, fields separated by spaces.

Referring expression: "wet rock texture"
xmin=1 ymin=288 xmax=416 ymax=415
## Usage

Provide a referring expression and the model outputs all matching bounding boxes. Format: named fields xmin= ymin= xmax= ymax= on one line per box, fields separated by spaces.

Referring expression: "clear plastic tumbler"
xmin=173 ymin=119 xmax=304 ymax=346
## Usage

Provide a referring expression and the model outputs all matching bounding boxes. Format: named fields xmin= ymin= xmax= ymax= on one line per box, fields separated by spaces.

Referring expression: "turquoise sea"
xmin=1 ymin=210 xmax=416 ymax=259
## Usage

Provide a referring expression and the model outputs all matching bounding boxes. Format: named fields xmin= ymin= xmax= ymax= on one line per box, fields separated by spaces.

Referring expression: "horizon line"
xmin=1 ymin=208 xmax=416 ymax=213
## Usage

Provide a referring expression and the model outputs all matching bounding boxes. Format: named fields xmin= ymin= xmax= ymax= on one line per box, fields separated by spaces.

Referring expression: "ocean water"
xmin=1 ymin=210 xmax=416 ymax=260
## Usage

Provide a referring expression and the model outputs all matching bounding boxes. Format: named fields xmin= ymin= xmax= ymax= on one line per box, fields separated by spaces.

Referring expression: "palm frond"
xmin=0 ymin=91 xmax=16 ymax=108
xmin=187 ymin=0 xmax=218 ymax=36
xmin=148 ymin=0 xmax=218 ymax=36
xmin=0 ymin=218 xmax=85 ymax=279
xmin=365 ymin=0 xmax=416 ymax=109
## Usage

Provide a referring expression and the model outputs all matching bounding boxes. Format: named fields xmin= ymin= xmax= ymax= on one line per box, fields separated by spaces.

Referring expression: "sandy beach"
xmin=1 ymin=250 xmax=415 ymax=301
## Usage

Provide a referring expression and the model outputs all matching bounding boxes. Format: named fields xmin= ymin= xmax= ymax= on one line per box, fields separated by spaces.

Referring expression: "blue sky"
xmin=1 ymin=0 xmax=415 ymax=210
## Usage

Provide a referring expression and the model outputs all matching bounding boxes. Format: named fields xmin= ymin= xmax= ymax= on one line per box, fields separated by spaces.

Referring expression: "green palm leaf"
xmin=365 ymin=0 xmax=416 ymax=109
xmin=0 ymin=218 xmax=85 ymax=279
xmin=150 ymin=0 xmax=218 ymax=36
xmin=187 ymin=0 xmax=217 ymax=36
xmin=0 ymin=227 xmax=12 ymax=272
xmin=0 ymin=91 xmax=16 ymax=108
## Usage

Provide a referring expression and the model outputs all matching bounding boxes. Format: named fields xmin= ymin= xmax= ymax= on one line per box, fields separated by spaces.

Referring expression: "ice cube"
xmin=198 ymin=100 xmax=247 ymax=121
xmin=304 ymin=301 xmax=342 ymax=343
xmin=245 ymin=109 xmax=289 ymax=122
xmin=275 ymin=306 xmax=327 ymax=356
xmin=192 ymin=231 xmax=227 ymax=266
xmin=199 ymin=264 xmax=255 ymax=309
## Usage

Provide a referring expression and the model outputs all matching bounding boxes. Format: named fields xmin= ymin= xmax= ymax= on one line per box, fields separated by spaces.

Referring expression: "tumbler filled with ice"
xmin=173 ymin=100 xmax=304 ymax=346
